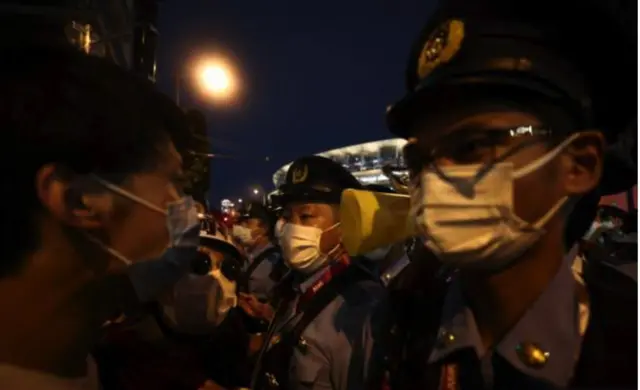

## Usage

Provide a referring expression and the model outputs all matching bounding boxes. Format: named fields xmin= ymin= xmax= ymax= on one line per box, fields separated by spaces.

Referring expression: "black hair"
xmin=0 ymin=44 xmax=187 ymax=276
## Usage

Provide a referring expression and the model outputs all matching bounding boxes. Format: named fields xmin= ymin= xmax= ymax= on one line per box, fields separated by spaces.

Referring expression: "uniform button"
xmin=298 ymin=337 xmax=309 ymax=353
xmin=516 ymin=341 xmax=550 ymax=368
xmin=265 ymin=372 xmax=279 ymax=388
xmin=437 ymin=329 xmax=456 ymax=347
xmin=270 ymin=334 xmax=281 ymax=346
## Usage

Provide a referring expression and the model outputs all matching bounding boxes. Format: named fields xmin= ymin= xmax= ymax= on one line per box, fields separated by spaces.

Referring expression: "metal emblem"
xmin=65 ymin=22 xmax=98 ymax=55
xmin=416 ymin=19 xmax=465 ymax=80
xmin=516 ymin=341 xmax=550 ymax=368
xmin=297 ymin=337 xmax=309 ymax=353
xmin=264 ymin=372 xmax=279 ymax=388
xmin=270 ymin=334 xmax=281 ymax=346
xmin=291 ymin=164 xmax=309 ymax=184
xmin=436 ymin=329 xmax=456 ymax=348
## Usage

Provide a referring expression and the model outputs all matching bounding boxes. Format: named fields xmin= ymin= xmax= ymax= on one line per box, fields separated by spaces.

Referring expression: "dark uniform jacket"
xmin=241 ymin=243 xmax=285 ymax=301
xmin=254 ymin=261 xmax=386 ymax=390
xmin=373 ymin=252 xmax=637 ymax=390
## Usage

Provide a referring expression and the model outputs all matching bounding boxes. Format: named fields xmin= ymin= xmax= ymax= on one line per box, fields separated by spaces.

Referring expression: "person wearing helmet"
xmin=250 ymin=156 xmax=386 ymax=390
xmin=373 ymin=0 xmax=637 ymax=389
xmin=94 ymin=217 xmax=245 ymax=390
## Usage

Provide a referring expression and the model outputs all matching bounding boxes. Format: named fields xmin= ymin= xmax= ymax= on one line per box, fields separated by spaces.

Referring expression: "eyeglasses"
xmin=403 ymin=126 xmax=553 ymax=175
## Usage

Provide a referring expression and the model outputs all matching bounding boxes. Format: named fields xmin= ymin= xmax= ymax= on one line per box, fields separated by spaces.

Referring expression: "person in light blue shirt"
xmin=252 ymin=155 xmax=386 ymax=390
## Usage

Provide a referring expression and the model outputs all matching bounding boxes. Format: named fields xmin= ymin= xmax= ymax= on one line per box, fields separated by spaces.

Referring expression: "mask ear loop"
xmin=428 ymin=137 xmax=543 ymax=198
xmin=92 ymin=175 xmax=167 ymax=215
xmin=513 ymin=133 xmax=582 ymax=179
xmin=515 ymin=133 xmax=583 ymax=230
xmin=321 ymin=222 xmax=343 ymax=259
xmin=83 ymin=234 xmax=133 ymax=266
xmin=533 ymin=196 xmax=569 ymax=230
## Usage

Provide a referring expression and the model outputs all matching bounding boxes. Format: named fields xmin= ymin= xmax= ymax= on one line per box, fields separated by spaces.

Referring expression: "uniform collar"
xmin=428 ymin=259 xmax=582 ymax=387
xmin=296 ymin=265 xmax=329 ymax=294
xmin=380 ymin=254 xmax=410 ymax=286
xmin=248 ymin=242 xmax=274 ymax=261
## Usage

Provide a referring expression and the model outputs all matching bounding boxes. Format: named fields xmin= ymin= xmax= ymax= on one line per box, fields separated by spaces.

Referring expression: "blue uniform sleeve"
xmin=331 ymin=300 xmax=381 ymax=390
xmin=320 ymin=282 xmax=385 ymax=390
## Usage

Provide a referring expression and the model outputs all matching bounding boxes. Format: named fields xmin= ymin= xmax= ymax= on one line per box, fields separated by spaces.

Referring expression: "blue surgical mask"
xmin=88 ymin=177 xmax=202 ymax=302
xmin=92 ymin=176 xmax=201 ymax=264
xmin=127 ymin=247 xmax=197 ymax=303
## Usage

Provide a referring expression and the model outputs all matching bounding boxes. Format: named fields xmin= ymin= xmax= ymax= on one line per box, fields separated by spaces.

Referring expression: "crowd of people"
xmin=0 ymin=0 xmax=637 ymax=389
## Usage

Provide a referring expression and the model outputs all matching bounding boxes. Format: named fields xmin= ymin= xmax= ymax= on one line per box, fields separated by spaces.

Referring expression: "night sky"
xmin=155 ymin=0 xmax=436 ymax=206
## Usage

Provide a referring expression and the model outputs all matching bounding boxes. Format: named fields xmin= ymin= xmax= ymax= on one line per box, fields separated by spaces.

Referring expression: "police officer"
xmin=374 ymin=0 xmax=637 ymax=388
xmin=233 ymin=202 xmax=284 ymax=301
xmin=252 ymin=156 xmax=386 ymax=390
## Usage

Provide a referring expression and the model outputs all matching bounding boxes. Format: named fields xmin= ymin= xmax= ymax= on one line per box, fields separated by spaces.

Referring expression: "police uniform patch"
xmin=291 ymin=164 xmax=309 ymax=184
xmin=416 ymin=19 xmax=465 ymax=80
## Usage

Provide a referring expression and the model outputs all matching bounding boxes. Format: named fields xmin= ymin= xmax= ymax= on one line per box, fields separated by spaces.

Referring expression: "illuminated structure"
xmin=273 ymin=139 xmax=408 ymax=188
xmin=2 ymin=0 xmax=161 ymax=81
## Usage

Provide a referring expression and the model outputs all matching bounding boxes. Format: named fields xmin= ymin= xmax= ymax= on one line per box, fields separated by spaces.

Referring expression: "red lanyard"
xmin=440 ymin=363 xmax=459 ymax=390
xmin=380 ymin=364 xmax=458 ymax=390
xmin=296 ymin=252 xmax=351 ymax=311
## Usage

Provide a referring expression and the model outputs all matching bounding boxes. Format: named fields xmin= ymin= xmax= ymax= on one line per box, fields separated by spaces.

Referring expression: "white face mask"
xmin=161 ymin=268 xmax=237 ymax=334
xmin=600 ymin=220 xmax=616 ymax=229
xmin=410 ymin=133 xmax=579 ymax=270
xmin=232 ymin=225 xmax=254 ymax=246
xmin=274 ymin=219 xmax=285 ymax=240
xmin=280 ymin=222 xmax=340 ymax=274
xmin=583 ymin=221 xmax=601 ymax=240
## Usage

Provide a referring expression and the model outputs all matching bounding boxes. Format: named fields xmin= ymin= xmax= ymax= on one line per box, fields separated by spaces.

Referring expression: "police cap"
xmin=387 ymin=0 xmax=636 ymax=144
xmin=266 ymin=191 xmax=284 ymax=217
xmin=279 ymin=156 xmax=363 ymax=205
xmin=239 ymin=201 xmax=275 ymax=228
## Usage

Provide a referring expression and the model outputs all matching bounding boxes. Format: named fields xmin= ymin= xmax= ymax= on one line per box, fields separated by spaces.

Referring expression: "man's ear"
xmin=561 ymin=131 xmax=605 ymax=196
xmin=35 ymin=164 xmax=110 ymax=229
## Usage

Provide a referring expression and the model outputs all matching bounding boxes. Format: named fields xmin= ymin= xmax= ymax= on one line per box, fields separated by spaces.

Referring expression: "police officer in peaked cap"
xmin=251 ymin=155 xmax=386 ymax=390
xmin=233 ymin=201 xmax=282 ymax=299
xmin=373 ymin=0 xmax=637 ymax=389
xmin=231 ymin=201 xmax=286 ymax=335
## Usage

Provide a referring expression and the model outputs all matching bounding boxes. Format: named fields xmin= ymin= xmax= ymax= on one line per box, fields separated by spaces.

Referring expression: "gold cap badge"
xmin=291 ymin=164 xmax=309 ymax=184
xmin=416 ymin=19 xmax=465 ymax=80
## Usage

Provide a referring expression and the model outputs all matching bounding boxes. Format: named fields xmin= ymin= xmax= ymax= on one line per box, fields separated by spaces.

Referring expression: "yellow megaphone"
xmin=340 ymin=189 xmax=418 ymax=256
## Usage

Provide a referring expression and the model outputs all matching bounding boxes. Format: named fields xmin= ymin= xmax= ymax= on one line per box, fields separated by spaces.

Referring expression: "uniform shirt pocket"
xmin=290 ymin=347 xmax=331 ymax=390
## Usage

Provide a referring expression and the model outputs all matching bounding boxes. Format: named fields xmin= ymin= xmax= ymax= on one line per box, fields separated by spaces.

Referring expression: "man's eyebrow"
xmin=170 ymin=170 xmax=187 ymax=182
xmin=297 ymin=205 xmax=314 ymax=213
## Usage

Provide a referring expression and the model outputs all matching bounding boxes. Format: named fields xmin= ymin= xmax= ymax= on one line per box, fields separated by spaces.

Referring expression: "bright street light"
xmin=238 ymin=198 xmax=243 ymax=203
xmin=175 ymin=55 xmax=241 ymax=106
xmin=201 ymin=65 xmax=231 ymax=94
xmin=194 ymin=57 xmax=239 ymax=104
xmin=253 ymin=189 xmax=260 ymax=195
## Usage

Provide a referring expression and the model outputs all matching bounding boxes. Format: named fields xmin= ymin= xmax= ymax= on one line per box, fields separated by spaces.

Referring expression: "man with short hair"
xmin=0 ymin=39 xmax=195 ymax=389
